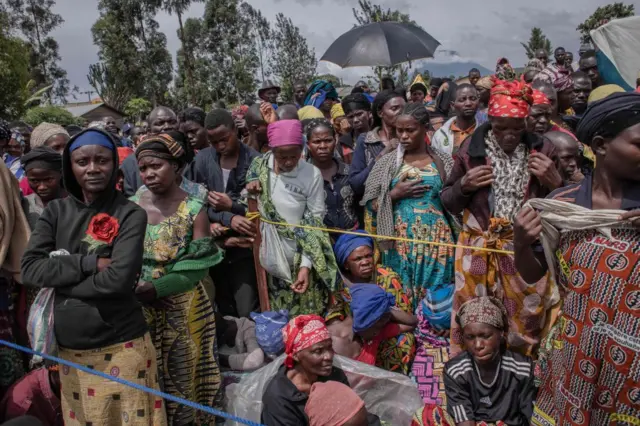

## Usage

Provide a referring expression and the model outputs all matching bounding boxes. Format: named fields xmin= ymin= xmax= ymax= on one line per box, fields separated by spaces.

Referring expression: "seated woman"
xmin=331 ymin=231 xmax=416 ymax=374
xmin=328 ymin=284 xmax=416 ymax=368
xmin=305 ymin=118 xmax=358 ymax=233
xmin=216 ymin=312 xmax=265 ymax=372
xmin=305 ymin=381 xmax=381 ymax=426
xmin=130 ymin=133 xmax=224 ymax=425
xmin=444 ymin=297 xmax=535 ymax=426
xmin=261 ymin=315 xmax=349 ymax=426
xmin=0 ymin=365 xmax=61 ymax=425
xmin=247 ymin=120 xmax=338 ymax=316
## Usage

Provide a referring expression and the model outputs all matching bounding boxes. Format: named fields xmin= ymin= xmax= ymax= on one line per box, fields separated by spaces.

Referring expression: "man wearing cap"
xmin=258 ymin=80 xmax=281 ymax=109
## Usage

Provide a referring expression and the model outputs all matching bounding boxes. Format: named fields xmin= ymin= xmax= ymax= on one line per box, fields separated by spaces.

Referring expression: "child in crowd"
xmin=216 ymin=313 xmax=265 ymax=372
xmin=328 ymin=284 xmax=417 ymax=366
xmin=444 ymin=297 xmax=536 ymax=425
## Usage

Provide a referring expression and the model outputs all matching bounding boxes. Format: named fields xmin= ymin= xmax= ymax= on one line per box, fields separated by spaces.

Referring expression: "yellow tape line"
xmin=244 ymin=212 xmax=515 ymax=255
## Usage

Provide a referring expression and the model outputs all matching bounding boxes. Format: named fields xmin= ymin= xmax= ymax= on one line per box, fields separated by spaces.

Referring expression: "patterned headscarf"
xmin=136 ymin=133 xmax=186 ymax=162
xmin=495 ymin=58 xmax=516 ymax=81
xmin=475 ymin=76 xmax=494 ymax=91
xmin=488 ymin=79 xmax=533 ymax=118
xmin=10 ymin=131 xmax=25 ymax=147
xmin=251 ymin=310 xmax=289 ymax=358
xmin=282 ymin=315 xmax=331 ymax=368
xmin=0 ymin=119 xmax=11 ymax=141
xmin=532 ymin=89 xmax=551 ymax=106
xmin=456 ymin=296 xmax=508 ymax=330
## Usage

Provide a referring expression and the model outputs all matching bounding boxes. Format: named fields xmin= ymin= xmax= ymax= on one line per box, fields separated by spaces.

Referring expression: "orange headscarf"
xmin=488 ymin=78 xmax=533 ymax=118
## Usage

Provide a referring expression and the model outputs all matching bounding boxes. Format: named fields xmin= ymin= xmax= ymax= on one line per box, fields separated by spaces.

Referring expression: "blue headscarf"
xmin=250 ymin=310 xmax=289 ymax=358
xmin=350 ymin=284 xmax=395 ymax=333
xmin=69 ymin=130 xmax=115 ymax=153
xmin=304 ymin=80 xmax=339 ymax=109
xmin=333 ymin=230 xmax=373 ymax=267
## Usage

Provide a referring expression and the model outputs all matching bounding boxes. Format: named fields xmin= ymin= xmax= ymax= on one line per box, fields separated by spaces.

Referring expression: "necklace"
xmin=474 ymin=358 xmax=501 ymax=388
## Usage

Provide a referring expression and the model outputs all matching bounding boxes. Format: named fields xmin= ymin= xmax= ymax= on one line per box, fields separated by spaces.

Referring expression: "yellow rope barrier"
xmin=244 ymin=211 xmax=515 ymax=255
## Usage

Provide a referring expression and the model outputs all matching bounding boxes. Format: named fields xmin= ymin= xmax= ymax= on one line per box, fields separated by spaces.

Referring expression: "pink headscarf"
xmin=267 ymin=120 xmax=303 ymax=149
xmin=305 ymin=381 xmax=365 ymax=426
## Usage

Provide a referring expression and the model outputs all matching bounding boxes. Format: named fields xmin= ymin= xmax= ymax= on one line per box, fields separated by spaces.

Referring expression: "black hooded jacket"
xmin=21 ymin=129 xmax=148 ymax=350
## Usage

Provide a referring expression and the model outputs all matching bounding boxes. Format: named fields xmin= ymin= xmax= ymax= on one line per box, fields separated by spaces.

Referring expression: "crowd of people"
xmin=0 ymin=42 xmax=639 ymax=426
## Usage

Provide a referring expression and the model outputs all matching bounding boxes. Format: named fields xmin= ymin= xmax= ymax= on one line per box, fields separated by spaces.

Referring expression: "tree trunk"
xmin=27 ymin=0 xmax=48 ymax=87
xmin=177 ymin=11 xmax=196 ymax=106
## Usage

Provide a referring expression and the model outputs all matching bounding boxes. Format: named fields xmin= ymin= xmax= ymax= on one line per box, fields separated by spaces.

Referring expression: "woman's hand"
xmin=460 ymin=165 xmax=493 ymax=194
xmin=247 ymin=181 xmax=262 ymax=195
xmin=260 ymin=102 xmax=278 ymax=124
xmin=224 ymin=237 xmax=255 ymax=248
xmin=389 ymin=172 xmax=430 ymax=201
xmin=291 ymin=267 xmax=310 ymax=294
xmin=230 ymin=215 xmax=256 ymax=237
xmin=210 ymin=223 xmax=226 ymax=237
xmin=208 ymin=191 xmax=233 ymax=212
xmin=97 ymin=258 xmax=112 ymax=272
xmin=620 ymin=209 xmax=640 ymax=228
xmin=514 ymin=206 xmax=543 ymax=248
xmin=528 ymin=152 xmax=562 ymax=190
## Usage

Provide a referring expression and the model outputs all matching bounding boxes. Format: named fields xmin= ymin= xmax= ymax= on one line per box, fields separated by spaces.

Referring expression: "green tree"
xmin=23 ymin=105 xmax=81 ymax=126
xmin=270 ymin=13 xmax=316 ymax=101
xmin=87 ymin=62 xmax=132 ymax=112
xmin=241 ymin=2 xmax=272 ymax=82
xmin=6 ymin=0 xmax=70 ymax=103
xmin=124 ymin=97 xmax=152 ymax=122
xmin=352 ymin=0 xmax=416 ymax=90
xmin=577 ymin=3 xmax=634 ymax=44
xmin=521 ymin=27 xmax=552 ymax=59
xmin=91 ymin=0 xmax=173 ymax=107
xmin=163 ymin=0 xmax=203 ymax=105
xmin=0 ymin=11 xmax=30 ymax=119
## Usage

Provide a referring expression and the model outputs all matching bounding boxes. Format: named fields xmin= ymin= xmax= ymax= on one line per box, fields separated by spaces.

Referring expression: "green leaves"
xmin=577 ymin=3 xmax=635 ymax=44
xmin=521 ymin=28 xmax=552 ymax=60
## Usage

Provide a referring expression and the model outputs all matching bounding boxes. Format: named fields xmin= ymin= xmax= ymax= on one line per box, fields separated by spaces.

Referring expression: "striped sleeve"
xmin=444 ymin=358 xmax=474 ymax=424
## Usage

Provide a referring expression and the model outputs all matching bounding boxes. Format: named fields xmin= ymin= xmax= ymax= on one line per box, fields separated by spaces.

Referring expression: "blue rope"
xmin=0 ymin=339 xmax=263 ymax=426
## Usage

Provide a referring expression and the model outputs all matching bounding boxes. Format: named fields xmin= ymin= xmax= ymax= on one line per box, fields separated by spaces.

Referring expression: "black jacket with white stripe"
xmin=444 ymin=350 xmax=535 ymax=425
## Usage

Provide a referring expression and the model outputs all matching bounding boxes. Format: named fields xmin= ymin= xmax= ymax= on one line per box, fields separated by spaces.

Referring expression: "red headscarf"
xmin=282 ymin=315 xmax=331 ymax=368
xmin=531 ymin=89 xmax=551 ymax=106
xmin=488 ymin=78 xmax=533 ymax=118
xmin=305 ymin=382 xmax=365 ymax=426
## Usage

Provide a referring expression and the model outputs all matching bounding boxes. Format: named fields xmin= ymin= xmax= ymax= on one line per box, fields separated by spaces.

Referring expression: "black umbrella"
xmin=320 ymin=22 xmax=440 ymax=68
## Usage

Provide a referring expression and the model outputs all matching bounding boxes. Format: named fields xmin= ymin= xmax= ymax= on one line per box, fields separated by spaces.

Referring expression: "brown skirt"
xmin=58 ymin=333 xmax=167 ymax=426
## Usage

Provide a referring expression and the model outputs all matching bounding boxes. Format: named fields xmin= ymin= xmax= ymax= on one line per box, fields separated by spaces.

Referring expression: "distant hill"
xmin=416 ymin=62 xmax=493 ymax=78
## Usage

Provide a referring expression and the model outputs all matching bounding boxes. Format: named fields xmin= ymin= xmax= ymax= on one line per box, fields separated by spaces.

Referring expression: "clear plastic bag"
xmin=27 ymin=288 xmax=57 ymax=366
xmin=225 ymin=355 xmax=424 ymax=425
xmin=259 ymin=222 xmax=292 ymax=283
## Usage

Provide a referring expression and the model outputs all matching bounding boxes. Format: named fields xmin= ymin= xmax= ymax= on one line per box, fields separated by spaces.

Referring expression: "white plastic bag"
xmin=27 ymin=288 xmax=56 ymax=366
xmin=259 ymin=222 xmax=292 ymax=283
xmin=225 ymin=355 xmax=424 ymax=425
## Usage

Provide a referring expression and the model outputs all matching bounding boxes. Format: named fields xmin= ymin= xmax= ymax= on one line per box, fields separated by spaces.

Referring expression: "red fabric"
xmin=305 ymin=382 xmax=365 ymax=426
xmin=19 ymin=177 xmax=34 ymax=195
xmin=282 ymin=315 xmax=331 ymax=368
xmin=354 ymin=323 xmax=400 ymax=366
xmin=531 ymin=89 xmax=551 ymax=106
xmin=0 ymin=368 xmax=62 ymax=426
xmin=488 ymin=78 xmax=533 ymax=118
xmin=117 ymin=147 xmax=134 ymax=165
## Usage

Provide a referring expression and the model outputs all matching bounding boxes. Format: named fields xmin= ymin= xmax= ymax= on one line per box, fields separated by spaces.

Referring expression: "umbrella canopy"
xmin=320 ymin=22 xmax=440 ymax=68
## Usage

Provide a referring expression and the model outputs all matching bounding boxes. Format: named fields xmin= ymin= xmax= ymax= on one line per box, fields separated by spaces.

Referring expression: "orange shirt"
xmin=450 ymin=120 xmax=477 ymax=152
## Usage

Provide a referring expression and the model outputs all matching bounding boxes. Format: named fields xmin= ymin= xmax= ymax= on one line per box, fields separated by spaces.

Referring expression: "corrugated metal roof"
xmin=63 ymin=103 xmax=104 ymax=117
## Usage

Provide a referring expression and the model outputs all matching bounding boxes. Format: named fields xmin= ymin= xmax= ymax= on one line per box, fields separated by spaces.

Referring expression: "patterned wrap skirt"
xmin=144 ymin=281 xmax=221 ymax=426
xmin=58 ymin=333 xmax=167 ymax=426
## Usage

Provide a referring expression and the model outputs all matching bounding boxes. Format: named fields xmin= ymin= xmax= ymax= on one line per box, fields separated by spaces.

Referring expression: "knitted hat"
xmin=30 ymin=122 xmax=70 ymax=149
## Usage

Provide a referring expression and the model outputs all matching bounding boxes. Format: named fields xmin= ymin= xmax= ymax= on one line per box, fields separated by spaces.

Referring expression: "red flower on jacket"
xmin=87 ymin=213 xmax=120 ymax=245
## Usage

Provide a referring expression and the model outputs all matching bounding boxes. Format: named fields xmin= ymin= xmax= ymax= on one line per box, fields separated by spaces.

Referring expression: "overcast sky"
xmin=52 ymin=0 xmax=639 ymax=95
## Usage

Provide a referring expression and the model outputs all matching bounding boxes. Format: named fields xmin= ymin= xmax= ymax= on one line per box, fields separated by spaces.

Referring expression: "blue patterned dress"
xmin=378 ymin=162 xmax=455 ymax=311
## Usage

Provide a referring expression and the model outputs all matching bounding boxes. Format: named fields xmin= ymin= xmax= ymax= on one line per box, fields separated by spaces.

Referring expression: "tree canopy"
xmin=577 ymin=3 xmax=635 ymax=44
xmin=521 ymin=28 xmax=552 ymax=60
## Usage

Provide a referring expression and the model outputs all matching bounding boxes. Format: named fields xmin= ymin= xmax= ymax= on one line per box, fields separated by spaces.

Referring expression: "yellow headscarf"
xmin=330 ymin=104 xmax=345 ymax=120
xmin=298 ymin=106 xmax=324 ymax=121
xmin=588 ymin=84 xmax=625 ymax=104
